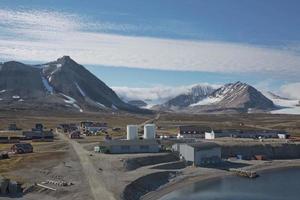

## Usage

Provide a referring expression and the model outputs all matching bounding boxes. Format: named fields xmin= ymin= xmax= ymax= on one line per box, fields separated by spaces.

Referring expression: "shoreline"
xmin=141 ymin=159 xmax=300 ymax=200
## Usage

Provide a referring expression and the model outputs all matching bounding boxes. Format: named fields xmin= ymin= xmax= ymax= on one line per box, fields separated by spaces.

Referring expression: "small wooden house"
xmin=11 ymin=143 xmax=33 ymax=154
xmin=69 ymin=131 xmax=80 ymax=139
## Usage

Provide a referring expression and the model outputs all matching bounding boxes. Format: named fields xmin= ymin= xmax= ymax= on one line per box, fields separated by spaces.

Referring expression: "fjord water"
xmin=160 ymin=168 xmax=300 ymax=200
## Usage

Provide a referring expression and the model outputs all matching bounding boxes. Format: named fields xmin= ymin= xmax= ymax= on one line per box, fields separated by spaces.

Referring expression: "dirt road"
xmin=139 ymin=113 xmax=160 ymax=127
xmin=57 ymin=131 xmax=115 ymax=200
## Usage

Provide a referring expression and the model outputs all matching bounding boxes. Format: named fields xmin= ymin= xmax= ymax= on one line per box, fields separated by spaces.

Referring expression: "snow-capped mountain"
xmin=0 ymin=56 xmax=150 ymax=113
xmin=154 ymin=81 xmax=275 ymax=113
xmin=159 ymin=84 xmax=215 ymax=109
xmin=187 ymin=81 xmax=275 ymax=113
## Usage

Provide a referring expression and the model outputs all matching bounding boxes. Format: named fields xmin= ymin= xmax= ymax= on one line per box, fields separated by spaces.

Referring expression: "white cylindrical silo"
xmin=144 ymin=124 xmax=156 ymax=139
xmin=127 ymin=125 xmax=138 ymax=140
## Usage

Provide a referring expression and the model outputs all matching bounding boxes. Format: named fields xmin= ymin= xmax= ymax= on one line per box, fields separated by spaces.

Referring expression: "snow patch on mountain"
xmin=41 ymin=74 xmax=54 ymax=94
xmin=12 ymin=95 xmax=20 ymax=99
xmin=112 ymin=105 xmax=118 ymax=110
xmin=95 ymin=102 xmax=106 ymax=108
xmin=75 ymin=82 xmax=86 ymax=97
xmin=190 ymin=96 xmax=223 ymax=106
xmin=61 ymin=93 xmax=83 ymax=112
xmin=0 ymin=90 xmax=6 ymax=93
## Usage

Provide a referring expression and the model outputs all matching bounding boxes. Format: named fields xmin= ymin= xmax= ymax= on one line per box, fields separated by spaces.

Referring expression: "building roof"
xmin=186 ymin=142 xmax=220 ymax=150
xmin=179 ymin=125 xmax=211 ymax=132
xmin=13 ymin=143 xmax=33 ymax=149
xmin=105 ymin=139 xmax=158 ymax=146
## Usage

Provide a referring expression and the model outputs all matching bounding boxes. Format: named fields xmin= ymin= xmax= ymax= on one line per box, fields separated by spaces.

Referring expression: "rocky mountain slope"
xmin=0 ymin=56 xmax=150 ymax=113
xmin=161 ymin=85 xmax=215 ymax=109
xmin=187 ymin=81 xmax=275 ymax=113
xmin=153 ymin=81 xmax=276 ymax=113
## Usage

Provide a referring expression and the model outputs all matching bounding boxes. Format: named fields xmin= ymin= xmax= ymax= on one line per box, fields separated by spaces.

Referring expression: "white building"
xmin=278 ymin=133 xmax=287 ymax=139
xmin=205 ymin=130 xmax=215 ymax=140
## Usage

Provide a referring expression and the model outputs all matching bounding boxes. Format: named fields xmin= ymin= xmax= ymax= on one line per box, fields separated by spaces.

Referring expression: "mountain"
xmin=0 ymin=56 xmax=150 ymax=113
xmin=153 ymin=81 xmax=275 ymax=113
xmin=154 ymin=85 xmax=215 ymax=110
xmin=127 ymin=100 xmax=147 ymax=108
xmin=187 ymin=82 xmax=275 ymax=113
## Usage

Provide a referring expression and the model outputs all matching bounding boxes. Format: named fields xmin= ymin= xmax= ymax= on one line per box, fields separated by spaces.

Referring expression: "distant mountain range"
xmin=161 ymin=85 xmax=215 ymax=109
xmin=0 ymin=56 xmax=150 ymax=113
xmin=0 ymin=56 xmax=299 ymax=114
xmin=153 ymin=82 xmax=276 ymax=113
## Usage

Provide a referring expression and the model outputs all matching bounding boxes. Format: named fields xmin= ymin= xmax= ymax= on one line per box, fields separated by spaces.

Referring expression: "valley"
xmin=0 ymin=111 xmax=300 ymax=199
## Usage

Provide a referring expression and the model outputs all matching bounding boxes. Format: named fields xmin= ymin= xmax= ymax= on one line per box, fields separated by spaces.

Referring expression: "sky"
xmin=0 ymin=0 xmax=300 ymax=101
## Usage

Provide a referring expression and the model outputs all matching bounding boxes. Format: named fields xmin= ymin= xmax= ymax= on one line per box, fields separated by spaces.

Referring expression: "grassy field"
xmin=156 ymin=113 xmax=300 ymax=136
xmin=1 ymin=111 xmax=300 ymax=137
xmin=1 ymin=111 xmax=300 ymax=176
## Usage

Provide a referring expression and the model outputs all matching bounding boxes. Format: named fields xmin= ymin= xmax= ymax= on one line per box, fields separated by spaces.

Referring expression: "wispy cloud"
xmin=280 ymin=82 xmax=300 ymax=99
xmin=1 ymin=8 xmax=300 ymax=79
xmin=113 ymin=83 xmax=220 ymax=104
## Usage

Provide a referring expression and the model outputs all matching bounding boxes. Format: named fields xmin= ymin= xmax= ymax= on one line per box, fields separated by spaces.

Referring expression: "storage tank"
xmin=144 ymin=124 xmax=156 ymax=139
xmin=127 ymin=125 xmax=138 ymax=140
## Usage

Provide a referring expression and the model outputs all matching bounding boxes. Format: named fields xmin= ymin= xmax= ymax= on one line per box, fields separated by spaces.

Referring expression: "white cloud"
xmin=280 ymin=82 xmax=300 ymax=99
xmin=112 ymin=83 xmax=220 ymax=105
xmin=1 ymin=9 xmax=300 ymax=78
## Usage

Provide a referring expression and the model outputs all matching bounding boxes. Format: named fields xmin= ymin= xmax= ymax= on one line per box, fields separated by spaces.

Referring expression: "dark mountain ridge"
xmin=0 ymin=56 xmax=150 ymax=113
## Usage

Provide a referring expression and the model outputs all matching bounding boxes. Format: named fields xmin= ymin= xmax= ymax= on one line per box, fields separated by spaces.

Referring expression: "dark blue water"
xmin=160 ymin=168 xmax=300 ymax=200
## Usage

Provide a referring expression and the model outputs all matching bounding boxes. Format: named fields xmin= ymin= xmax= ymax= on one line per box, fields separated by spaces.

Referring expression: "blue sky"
xmin=0 ymin=0 xmax=300 ymax=100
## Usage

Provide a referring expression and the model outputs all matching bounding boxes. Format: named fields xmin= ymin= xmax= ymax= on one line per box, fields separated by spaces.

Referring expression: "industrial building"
xmin=172 ymin=142 xmax=221 ymax=166
xmin=177 ymin=125 xmax=211 ymax=138
xmin=0 ymin=136 xmax=20 ymax=144
xmin=95 ymin=124 xmax=159 ymax=154
xmin=22 ymin=130 xmax=54 ymax=140
xmin=178 ymin=125 xmax=211 ymax=135
xmin=103 ymin=139 xmax=160 ymax=154
xmin=204 ymin=129 xmax=289 ymax=139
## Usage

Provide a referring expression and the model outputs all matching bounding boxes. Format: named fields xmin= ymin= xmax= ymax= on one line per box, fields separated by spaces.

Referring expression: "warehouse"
xmin=173 ymin=142 xmax=221 ymax=166
xmin=95 ymin=124 xmax=159 ymax=154
xmin=178 ymin=125 xmax=211 ymax=135
xmin=22 ymin=130 xmax=54 ymax=140
xmin=103 ymin=139 xmax=160 ymax=154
